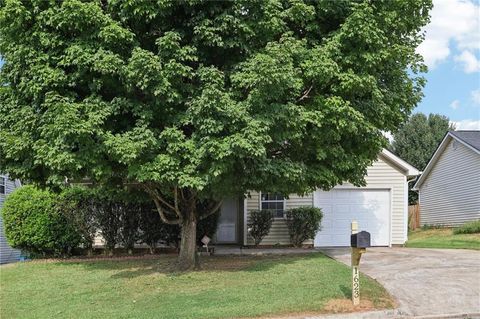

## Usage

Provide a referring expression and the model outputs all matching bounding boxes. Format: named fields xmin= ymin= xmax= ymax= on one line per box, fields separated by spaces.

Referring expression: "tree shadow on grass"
xmin=53 ymin=252 xmax=328 ymax=279
xmin=340 ymin=285 xmax=352 ymax=298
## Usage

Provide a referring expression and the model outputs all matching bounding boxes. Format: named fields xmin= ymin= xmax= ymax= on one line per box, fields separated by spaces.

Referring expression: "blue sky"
xmin=418 ymin=58 xmax=479 ymax=125
xmin=1 ymin=0 xmax=479 ymax=129
xmin=415 ymin=0 xmax=480 ymax=130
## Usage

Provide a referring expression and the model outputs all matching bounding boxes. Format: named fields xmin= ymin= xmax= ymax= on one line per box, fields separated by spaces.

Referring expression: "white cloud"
xmin=471 ymin=89 xmax=480 ymax=105
xmin=451 ymin=119 xmax=480 ymax=130
xmin=450 ymin=100 xmax=460 ymax=110
xmin=454 ymin=51 xmax=480 ymax=73
xmin=417 ymin=0 xmax=480 ymax=69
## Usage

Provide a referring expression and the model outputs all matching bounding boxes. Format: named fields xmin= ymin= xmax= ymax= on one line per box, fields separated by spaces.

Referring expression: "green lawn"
xmin=0 ymin=253 xmax=393 ymax=319
xmin=406 ymin=228 xmax=480 ymax=250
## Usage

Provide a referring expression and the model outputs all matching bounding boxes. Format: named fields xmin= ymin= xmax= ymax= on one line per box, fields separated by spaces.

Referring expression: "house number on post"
xmin=350 ymin=221 xmax=370 ymax=306
xmin=352 ymin=266 xmax=360 ymax=301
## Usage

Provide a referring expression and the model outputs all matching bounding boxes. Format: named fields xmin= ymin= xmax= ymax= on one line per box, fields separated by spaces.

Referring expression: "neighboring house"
xmin=216 ymin=149 xmax=419 ymax=247
xmin=413 ymin=131 xmax=480 ymax=227
xmin=0 ymin=174 xmax=22 ymax=264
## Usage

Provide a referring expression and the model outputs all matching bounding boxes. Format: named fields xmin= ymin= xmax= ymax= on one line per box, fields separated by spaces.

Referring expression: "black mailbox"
xmin=351 ymin=231 xmax=371 ymax=248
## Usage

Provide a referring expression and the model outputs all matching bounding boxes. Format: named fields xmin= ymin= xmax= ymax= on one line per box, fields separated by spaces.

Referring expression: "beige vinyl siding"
xmin=245 ymin=192 xmax=312 ymax=246
xmin=245 ymin=155 xmax=407 ymax=246
xmin=419 ymin=139 xmax=480 ymax=226
xmin=0 ymin=176 xmax=22 ymax=264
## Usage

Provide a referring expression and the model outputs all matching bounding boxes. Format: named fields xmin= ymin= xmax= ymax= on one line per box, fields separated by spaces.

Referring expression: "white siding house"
xmin=0 ymin=175 xmax=23 ymax=264
xmin=414 ymin=131 xmax=480 ymax=226
xmin=216 ymin=149 xmax=419 ymax=247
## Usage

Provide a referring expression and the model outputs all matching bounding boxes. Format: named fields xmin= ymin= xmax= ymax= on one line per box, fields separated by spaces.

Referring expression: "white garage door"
xmin=314 ymin=189 xmax=390 ymax=247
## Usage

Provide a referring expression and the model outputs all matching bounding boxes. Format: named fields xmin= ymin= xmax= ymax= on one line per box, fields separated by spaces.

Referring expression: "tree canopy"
xmin=391 ymin=113 xmax=453 ymax=170
xmin=0 ymin=0 xmax=432 ymax=269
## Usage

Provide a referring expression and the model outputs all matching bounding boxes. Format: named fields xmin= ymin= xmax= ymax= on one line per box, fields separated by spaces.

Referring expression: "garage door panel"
xmin=314 ymin=189 xmax=390 ymax=247
xmin=344 ymin=191 xmax=367 ymax=202
xmin=334 ymin=191 xmax=351 ymax=200
xmin=315 ymin=234 xmax=331 ymax=244
xmin=322 ymin=219 xmax=333 ymax=228
xmin=320 ymin=206 xmax=333 ymax=215
xmin=333 ymin=219 xmax=351 ymax=231
xmin=352 ymin=205 xmax=373 ymax=215
xmin=332 ymin=235 xmax=349 ymax=246
xmin=333 ymin=204 xmax=350 ymax=214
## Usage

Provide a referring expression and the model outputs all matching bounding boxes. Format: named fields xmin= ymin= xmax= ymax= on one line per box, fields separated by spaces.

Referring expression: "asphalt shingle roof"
xmin=450 ymin=130 xmax=480 ymax=152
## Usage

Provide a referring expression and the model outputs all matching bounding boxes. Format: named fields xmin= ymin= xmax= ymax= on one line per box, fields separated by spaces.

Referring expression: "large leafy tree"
xmin=391 ymin=112 xmax=454 ymax=204
xmin=0 ymin=0 xmax=431 ymax=270
xmin=391 ymin=113 xmax=454 ymax=170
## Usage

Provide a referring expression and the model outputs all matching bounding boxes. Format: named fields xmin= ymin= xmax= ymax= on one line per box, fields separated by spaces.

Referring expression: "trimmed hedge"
xmin=119 ymin=202 xmax=141 ymax=255
xmin=248 ymin=210 xmax=274 ymax=246
xmin=197 ymin=212 xmax=220 ymax=245
xmin=285 ymin=207 xmax=323 ymax=247
xmin=1 ymin=186 xmax=81 ymax=256
xmin=138 ymin=205 xmax=179 ymax=253
xmin=2 ymin=185 xmax=221 ymax=256
xmin=59 ymin=187 xmax=99 ymax=255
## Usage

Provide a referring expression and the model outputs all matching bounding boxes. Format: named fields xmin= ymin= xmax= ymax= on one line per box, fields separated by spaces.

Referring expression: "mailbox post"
xmin=350 ymin=221 xmax=370 ymax=306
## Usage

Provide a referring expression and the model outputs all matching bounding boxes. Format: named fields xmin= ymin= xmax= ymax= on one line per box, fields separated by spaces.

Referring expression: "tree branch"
xmin=144 ymin=183 xmax=177 ymax=213
xmin=141 ymin=183 xmax=182 ymax=224
xmin=151 ymin=196 xmax=181 ymax=225
xmin=173 ymin=186 xmax=181 ymax=217
xmin=297 ymin=84 xmax=313 ymax=102
xmin=199 ymin=200 xmax=223 ymax=220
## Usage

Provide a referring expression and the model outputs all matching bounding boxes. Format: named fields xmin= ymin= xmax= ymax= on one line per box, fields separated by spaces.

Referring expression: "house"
xmin=413 ymin=131 xmax=480 ymax=227
xmin=0 ymin=174 xmax=22 ymax=264
xmin=216 ymin=149 xmax=419 ymax=247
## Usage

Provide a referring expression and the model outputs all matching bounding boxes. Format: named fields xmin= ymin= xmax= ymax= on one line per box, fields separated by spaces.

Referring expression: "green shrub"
xmin=248 ymin=210 xmax=274 ymax=246
xmin=161 ymin=223 xmax=181 ymax=248
xmin=118 ymin=202 xmax=141 ymax=255
xmin=96 ymin=198 xmax=122 ymax=256
xmin=285 ymin=207 xmax=323 ymax=247
xmin=197 ymin=211 xmax=220 ymax=245
xmin=421 ymin=224 xmax=447 ymax=230
xmin=1 ymin=185 xmax=81 ymax=256
xmin=59 ymin=187 xmax=99 ymax=255
xmin=139 ymin=205 xmax=165 ymax=253
xmin=453 ymin=220 xmax=480 ymax=234
xmin=138 ymin=200 xmax=219 ymax=251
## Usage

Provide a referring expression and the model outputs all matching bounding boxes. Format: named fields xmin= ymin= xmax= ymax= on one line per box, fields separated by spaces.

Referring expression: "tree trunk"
xmin=149 ymin=244 xmax=155 ymax=255
xmin=176 ymin=210 xmax=198 ymax=271
xmin=143 ymin=185 xmax=221 ymax=271
xmin=86 ymin=247 xmax=94 ymax=257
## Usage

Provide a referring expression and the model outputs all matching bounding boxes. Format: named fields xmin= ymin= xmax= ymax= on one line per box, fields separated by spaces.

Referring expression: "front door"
xmin=215 ymin=198 xmax=238 ymax=243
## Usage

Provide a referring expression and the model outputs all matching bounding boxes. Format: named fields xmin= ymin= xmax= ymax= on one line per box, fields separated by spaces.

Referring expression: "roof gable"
xmin=380 ymin=149 xmax=420 ymax=177
xmin=413 ymin=131 xmax=480 ymax=189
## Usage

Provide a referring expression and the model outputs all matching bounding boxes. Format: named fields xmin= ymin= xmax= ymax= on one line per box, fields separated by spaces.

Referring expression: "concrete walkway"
xmin=320 ymin=247 xmax=480 ymax=318
xmin=214 ymin=246 xmax=316 ymax=255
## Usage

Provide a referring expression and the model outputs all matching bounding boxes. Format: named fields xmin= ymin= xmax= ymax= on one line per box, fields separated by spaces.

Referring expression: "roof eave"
xmin=380 ymin=149 xmax=420 ymax=177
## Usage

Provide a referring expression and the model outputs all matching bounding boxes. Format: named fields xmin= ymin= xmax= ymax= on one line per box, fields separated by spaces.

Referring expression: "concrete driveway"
xmin=320 ymin=247 xmax=480 ymax=317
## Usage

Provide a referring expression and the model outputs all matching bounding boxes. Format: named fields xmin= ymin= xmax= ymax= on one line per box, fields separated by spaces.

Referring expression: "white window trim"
xmin=259 ymin=191 xmax=287 ymax=219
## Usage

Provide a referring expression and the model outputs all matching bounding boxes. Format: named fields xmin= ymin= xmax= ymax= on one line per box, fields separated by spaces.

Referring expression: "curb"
xmin=304 ymin=309 xmax=402 ymax=319
xmin=303 ymin=310 xmax=480 ymax=319
xmin=406 ymin=313 xmax=480 ymax=319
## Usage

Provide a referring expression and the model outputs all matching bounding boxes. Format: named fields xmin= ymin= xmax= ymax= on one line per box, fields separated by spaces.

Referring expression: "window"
xmin=0 ymin=176 xmax=5 ymax=195
xmin=261 ymin=193 xmax=285 ymax=218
